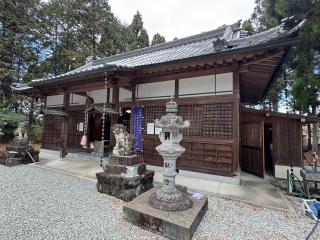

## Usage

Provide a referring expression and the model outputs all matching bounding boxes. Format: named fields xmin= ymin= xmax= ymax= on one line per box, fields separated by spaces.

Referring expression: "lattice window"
xmin=142 ymin=102 xmax=233 ymax=139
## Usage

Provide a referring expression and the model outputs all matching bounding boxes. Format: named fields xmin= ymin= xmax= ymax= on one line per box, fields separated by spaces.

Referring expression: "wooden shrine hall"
xmin=14 ymin=17 xmax=313 ymax=179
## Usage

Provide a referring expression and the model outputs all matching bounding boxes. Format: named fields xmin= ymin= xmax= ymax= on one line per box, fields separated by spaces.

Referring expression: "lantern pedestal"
xmin=123 ymin=187 xmax=208 ymax=240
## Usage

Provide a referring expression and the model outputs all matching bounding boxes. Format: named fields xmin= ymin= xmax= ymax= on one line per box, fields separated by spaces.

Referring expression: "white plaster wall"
xmin=178 ymin=73 xmax=233 ymax=97
xmin=119 ymin=87 xmax=131 ymax=102
xmin=137 ymin=80 xmax=175 ymax=99
xmin=179 ymin=75 xmax=215 ymax=96
xmin=274 ymin=165 xmax=302 ymax=180
xmin=46 ymin=95 xmax=63 ymax=107
xmin=89 ymin=89 xmax=113 ymax=104
xmin=70 ymin=94 xmax=86 ymax=105
xmin=216 ymin=72 xmax=233 ymax=94
xmin=46 ymin=89 xmax=114 ymax=107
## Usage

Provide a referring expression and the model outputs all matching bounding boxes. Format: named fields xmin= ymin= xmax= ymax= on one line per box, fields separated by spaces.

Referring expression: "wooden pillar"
xmin=107 ymin=88 xmax=110 ymax=103
xmin=112 ymin=86 xmax=119 ymax=111
xmin=232 ymin=62 xmax=240 ymax=174
xmin=110 ymin=86 xmax=119 ymax=147
xmin=43 ymin=95 xmax=47 ymax=108
xmin=131 ymin=84 xmax=136 ymax=101
xmin=174 ymin=79 xmax=179 ymax=99
xmin=60 ymin=92 xmax=70 ymax=158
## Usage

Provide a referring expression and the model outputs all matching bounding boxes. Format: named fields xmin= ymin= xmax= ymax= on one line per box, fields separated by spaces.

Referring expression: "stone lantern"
xmin=148 ymin=98 xmax=193 ymax=211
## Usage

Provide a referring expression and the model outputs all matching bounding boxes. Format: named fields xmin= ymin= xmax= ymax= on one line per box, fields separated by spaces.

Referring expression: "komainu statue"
xmin=112 ymin=124 xmax=136 ymax=156
xmin=96 ymin=123 xmax=154 ymax=202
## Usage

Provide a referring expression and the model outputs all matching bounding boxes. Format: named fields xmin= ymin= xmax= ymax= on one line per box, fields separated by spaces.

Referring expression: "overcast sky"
xmin=109 ymin=0 xmax=256 ymax=41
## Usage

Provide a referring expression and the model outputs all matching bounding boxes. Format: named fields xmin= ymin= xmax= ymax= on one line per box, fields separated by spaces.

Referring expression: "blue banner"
xmin=133 ymin=106 xmax=143 ymax=152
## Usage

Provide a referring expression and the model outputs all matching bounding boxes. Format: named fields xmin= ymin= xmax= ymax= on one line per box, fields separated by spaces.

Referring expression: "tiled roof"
xmin=19 ymin=18 xmax=305 ymax=87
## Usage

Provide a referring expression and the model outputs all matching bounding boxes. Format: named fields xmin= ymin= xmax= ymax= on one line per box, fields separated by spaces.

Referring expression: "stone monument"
xmin=96 ymin=124 xmax=154 ymax=201
xmin=0 ymin=122 xmax=39 ymax=166
xmin=123 ymin=99 xmax=208 ymax=240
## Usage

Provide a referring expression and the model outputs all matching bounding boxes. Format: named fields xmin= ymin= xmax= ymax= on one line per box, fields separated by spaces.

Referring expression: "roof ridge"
xmin=93 ymin=25 xmax=229 ymax=65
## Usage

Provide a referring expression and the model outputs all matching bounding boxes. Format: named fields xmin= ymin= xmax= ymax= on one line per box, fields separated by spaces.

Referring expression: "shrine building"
xmin=14 ymin=18 xmax=319 ymax=181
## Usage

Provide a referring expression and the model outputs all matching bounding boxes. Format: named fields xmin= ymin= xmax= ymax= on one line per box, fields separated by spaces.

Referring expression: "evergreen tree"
xmin=129 ymin=11 xmax=149 ymax=49
xmin=0 ymin=0 xmax=43 ymax=99
xmin=151 ymin=33 xmax=166 ymax=46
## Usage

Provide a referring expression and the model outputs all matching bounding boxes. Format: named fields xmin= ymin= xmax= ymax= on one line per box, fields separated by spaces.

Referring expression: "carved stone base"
xmin=148 ymin=188 xmax=193 ymax=212
xmin=109 ymin=154 xmax=140 ymax=166
xmin=96 ymin=170 xmax=154 ymax=202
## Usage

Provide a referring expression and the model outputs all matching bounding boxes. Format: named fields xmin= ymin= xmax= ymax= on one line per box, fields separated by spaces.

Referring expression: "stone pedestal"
xmin=124 ymin=187 xmax=208 ymax=240
xmin=0 ymin=137 xmax=39 ymax=167
xmin=96 ymin=154 xmax=154 ymax=201
xmin=96 ymin=170 xmax=154 ymax=202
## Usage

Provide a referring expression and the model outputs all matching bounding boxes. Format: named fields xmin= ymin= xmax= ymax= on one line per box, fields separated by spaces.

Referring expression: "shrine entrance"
xmin=83 ymin=105 xmax=117 ymax=155
xmin=88 ymin=113 xmax=111 ymax=143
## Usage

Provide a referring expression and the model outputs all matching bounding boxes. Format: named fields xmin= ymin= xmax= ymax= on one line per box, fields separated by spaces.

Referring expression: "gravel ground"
xmin=0 ymin=164 xmax=319 ymax=240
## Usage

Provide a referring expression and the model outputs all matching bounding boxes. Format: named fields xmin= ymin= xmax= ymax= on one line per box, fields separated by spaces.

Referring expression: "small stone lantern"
xmin=148 ymin=98 xmax=193 ymax=211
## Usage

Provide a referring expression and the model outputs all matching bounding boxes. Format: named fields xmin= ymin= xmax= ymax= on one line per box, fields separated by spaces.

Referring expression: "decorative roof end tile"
xmin=212 ymin=37 xmax=228 ymax=51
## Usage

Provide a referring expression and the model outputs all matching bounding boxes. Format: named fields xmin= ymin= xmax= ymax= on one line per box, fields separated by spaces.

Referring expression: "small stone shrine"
xmin=123 ymin=99 xmax=208 ymax=240
xmin=0 ymin=122 xmax=39 ymax=166
xmin=96 ymin=124 xmax=154 ymax=202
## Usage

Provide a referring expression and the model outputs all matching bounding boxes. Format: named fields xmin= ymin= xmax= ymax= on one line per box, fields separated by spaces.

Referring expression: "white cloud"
xmin=109 ymin=0 xmax=255 ymax=41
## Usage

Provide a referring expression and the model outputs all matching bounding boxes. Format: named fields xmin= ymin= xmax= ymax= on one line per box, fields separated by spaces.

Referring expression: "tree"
xmin=129 ymin=11 xmax=149 ymax=49
xmin=241 ymin=20 xmax=255 ymax=36
xmin=0 ymin=0 xmax=44 ymax=99
xmin=151 ymin=33 xmax=166 ymax=46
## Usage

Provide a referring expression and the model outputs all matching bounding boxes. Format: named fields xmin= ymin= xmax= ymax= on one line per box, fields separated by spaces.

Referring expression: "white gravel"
xmin=0 ymin=164 xmax=319 ymax=240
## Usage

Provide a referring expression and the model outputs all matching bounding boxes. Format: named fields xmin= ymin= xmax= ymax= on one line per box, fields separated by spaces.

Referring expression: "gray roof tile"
xmin=23 ymin=19 xmax=304 ymax=87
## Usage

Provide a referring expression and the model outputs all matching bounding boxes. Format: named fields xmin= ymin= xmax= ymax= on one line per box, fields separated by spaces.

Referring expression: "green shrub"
xmin=0 ymin=125 xmax=15 ymax=143
xmin=28 ymin=123 xmax=43 ymax=144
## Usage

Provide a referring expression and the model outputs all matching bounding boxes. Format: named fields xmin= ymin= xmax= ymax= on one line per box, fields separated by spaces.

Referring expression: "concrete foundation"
xmin=123 ymin=187 xmax=208 ymax=240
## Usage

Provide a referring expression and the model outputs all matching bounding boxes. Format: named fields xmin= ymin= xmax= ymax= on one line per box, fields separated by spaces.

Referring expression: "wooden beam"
xmin=60 ymin=92 xmax=70 ymax=158
xmin=240 ymin=50 xmax=283 ymax=67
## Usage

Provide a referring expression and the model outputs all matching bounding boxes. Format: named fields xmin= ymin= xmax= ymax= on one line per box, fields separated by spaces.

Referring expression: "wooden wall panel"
xmin=143 ymin=102 xmax=233 ymax=138
xmin=143 ymin=135 xmax=234 ymax=176
xmin=42 ymin=109 xmax=84 ymax=151
xmin=272 ymin=116 xmax=302 ymax=167
xmin=240 ymin=110 xmax=302 ymax=168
